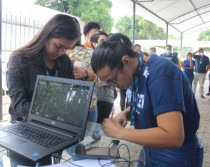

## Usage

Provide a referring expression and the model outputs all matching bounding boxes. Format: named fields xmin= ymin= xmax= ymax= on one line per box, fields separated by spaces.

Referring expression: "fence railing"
xmin=1 ymin=13 xmax=45 ymax=95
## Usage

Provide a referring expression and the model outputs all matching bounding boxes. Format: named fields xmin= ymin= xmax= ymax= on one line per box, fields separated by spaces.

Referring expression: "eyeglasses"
xmin=106 ymin=66 xmax=119 ymax=86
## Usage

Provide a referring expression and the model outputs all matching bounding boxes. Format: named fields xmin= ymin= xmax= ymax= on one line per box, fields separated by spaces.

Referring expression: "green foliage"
xmin=35 ymin=0 xmax=114 ymax=33
xmin=168 ymin=34 xmax=176 ymax=40
xmin=115 ymin=15 xmax=166 ymax=40
xmin=115 ymin=15 xmax=142 ymax=39
xmin=197 ymin=29 xmax=210 ymax=41
xmin=180 ymin=47 xmax=192 ymax=60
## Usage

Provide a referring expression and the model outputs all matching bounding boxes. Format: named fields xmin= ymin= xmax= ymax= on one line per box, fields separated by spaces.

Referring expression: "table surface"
xmin=0 ymin=121 xmax=142 ymax=167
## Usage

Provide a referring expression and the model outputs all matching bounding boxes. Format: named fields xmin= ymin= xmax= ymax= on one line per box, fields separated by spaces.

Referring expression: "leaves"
xmin=197 ymin=29 xmax=210 ymax=41
xmin=115 ymin=15 xmax=166 ymax=40
xmin=35 ymin=0 xmax=114 ymax=33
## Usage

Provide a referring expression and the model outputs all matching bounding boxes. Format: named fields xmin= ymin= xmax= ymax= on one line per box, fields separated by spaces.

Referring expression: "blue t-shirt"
xmin=132 ymin=55 xmax=200 ymax=145
xmin=160 ymin=53 xmax=178 ymax=65
xmin=194 ymin=55 xmax=210 ymax=73
xmin=183 ymin=59 xmax=195 ymax=76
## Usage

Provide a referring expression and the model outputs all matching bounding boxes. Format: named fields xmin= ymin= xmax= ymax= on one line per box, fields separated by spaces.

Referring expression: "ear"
xmin=86 ymin=33 xmax=90 ymax=40
xmin=121 ymin=55 xmax=131 ymax=66
xmin=93 ymin=43 xmax=98 ymax=48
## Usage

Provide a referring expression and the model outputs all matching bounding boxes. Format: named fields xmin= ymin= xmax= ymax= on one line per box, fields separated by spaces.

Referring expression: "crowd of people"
xmin=6 ymin=14 xmax=210 ymax=166
xmin=150 ymin=45 xmax=210 ymax=99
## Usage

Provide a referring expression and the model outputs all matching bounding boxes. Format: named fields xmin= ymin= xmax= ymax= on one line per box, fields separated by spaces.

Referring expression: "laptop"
xmin=0 ymin=75 xmax=94 ymax=162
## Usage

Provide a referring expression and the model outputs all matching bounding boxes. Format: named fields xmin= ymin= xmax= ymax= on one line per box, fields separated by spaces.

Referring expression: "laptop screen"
xmin=31 ymin=78 xmax=90 ymax=128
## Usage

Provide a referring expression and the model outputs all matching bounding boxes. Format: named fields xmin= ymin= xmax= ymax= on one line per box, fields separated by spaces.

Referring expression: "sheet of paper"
xmin=40 ymin=159 xmax=116 ymax=167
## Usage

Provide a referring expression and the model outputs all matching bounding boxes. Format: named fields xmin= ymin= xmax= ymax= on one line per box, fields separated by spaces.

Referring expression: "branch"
xmin=60 ymin=0 xmax=67 ymax=13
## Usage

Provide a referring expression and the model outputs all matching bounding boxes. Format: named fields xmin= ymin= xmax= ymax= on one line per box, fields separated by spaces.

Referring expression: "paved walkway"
xmin=0 ymin=79 xmax=209 ymax=167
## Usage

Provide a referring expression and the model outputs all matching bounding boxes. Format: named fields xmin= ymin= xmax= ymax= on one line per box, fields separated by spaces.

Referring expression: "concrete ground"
xmin=0 ymin=79 xmax=210 ymax=167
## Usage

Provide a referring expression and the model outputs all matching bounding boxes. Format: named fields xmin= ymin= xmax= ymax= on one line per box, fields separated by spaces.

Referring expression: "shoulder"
xmin=194 ymin=55 xmax=200 ymax=59
xmin=8 ymin=56 xmax=31 ymax=68
xmin=204 ymin=55 xmax=209 ymax=60
xmin=70 ymin=46 xmax=92 ymax=59
xmin=147 ymin=55 xmax=181 ymax=77
xmin=160 ymin=53 xmax=166 ymax=57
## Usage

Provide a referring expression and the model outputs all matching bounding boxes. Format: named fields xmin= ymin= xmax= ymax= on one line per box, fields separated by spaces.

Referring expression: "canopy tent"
xmin=128 ymin=0 xmax=210 ymax=48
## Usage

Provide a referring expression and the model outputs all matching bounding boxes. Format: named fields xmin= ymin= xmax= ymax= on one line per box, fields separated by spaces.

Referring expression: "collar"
xmin=36 ymin=55 xmax=61 ymax=69
xmin=84 ymin=42 xmax=93 ymax=49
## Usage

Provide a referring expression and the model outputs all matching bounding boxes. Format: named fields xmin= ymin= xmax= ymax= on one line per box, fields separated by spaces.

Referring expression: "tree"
xmin=115 ymin=15 xmax=166 ymax=40
xmin=115 ymin=15 xmax=142 ymax=39
xmin=35 ymin=0 xmax=114 ymax=33
xmin=197 ymin=29 xmax=210 ymax=41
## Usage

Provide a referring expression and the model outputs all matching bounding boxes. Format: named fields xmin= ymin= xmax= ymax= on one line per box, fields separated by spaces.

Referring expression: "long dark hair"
xmin=10 ymin=14 xmax=81 ymax=63
xmin=91 ymin=33 xmax=137 ymax=73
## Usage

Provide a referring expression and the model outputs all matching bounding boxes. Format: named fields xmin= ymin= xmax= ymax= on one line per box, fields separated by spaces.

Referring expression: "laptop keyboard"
xmin=5 ymin=124 xmax=67 ymax=148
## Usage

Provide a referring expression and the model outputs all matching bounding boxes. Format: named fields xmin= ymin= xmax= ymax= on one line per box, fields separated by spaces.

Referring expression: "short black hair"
xmin=90 ymin=31 xmax=108 ymax=48
xmin=83 ymin=21 xmax=101 ymax=36
xmin=91 ymin=33 xmax=138 ymax=73
xmin=133 ymin=44 xmax=141 ymax=48
xmin=166 ymin=44 xmax=172 ymax=48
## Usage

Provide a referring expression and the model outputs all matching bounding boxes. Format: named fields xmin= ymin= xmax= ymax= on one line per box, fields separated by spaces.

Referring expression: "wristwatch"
xmin=83 ymin=70 xmax=89 ymax=81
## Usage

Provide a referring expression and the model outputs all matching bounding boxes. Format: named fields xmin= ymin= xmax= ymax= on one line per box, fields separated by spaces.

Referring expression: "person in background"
xmin=133 ymin=44 xmax=141 ymax=53
xmin=160 ymin=44 xmax=179 ymax=65
xmin=6 ymin=14 xmax=81 ymax=166
xmin=207 ymin=66 xmax=210 ymax=96
xmin=90 ymin=31 xmax=114 ymax=123
xmin=65 ymin=42 xmax=98 ymax=161
xmin=65 ymin=44 xmax=98 ymax=123
xmin=192 ymin=48 xmax=210 ymax=98
xmin=180 ymin=52 xmax=195 ymax=87
xmin=149 ymin=47 xmax=156 ymax=56
xmin=173 ymin=52 xmax=182 ymax=67
xmin=91 ymin=33 xmax=203 ymax=167
xmin=83 ymin=21 xmax=100 ymax=49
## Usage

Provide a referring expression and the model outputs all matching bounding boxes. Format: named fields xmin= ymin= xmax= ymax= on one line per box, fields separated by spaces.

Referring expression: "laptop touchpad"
xmin=1 ymin=136 xmax=27 ymax=146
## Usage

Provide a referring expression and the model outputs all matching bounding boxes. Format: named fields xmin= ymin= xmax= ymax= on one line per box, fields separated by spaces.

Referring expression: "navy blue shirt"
xmin=160 ymin=53 xmax=179 ymax=65
xmin=132 ymin=55 xmax=200 ymax=145
xmin=183 ymin=59 xmax=195 ymax=76
xmin=194 ymin=55 xmax=210 ymax=73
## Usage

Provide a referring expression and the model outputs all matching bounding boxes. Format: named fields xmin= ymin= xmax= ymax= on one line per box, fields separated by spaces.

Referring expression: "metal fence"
xmin=1 ymin=13 xmax=45 ymax=120
xmin=1 ymin=13 xmax=45 ymax=95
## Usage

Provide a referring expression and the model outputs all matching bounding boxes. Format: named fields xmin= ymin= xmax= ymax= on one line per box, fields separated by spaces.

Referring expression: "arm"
xmin=73 ymin=66 xmax=95 ymax=81
xmin=6 ymin=56 xmax=31 ymax=120
xmin=181 ymin=59 xmax=194 ymax=70
xmin=207 ymin=64 xmax=210 ymax=73
xmin=192 ymin=49 xmax=199 ymax=58
xmin=103 ymin=111 xmax=184 ymax=149
xmin=189 ymin=58 xmax=194 ymax=69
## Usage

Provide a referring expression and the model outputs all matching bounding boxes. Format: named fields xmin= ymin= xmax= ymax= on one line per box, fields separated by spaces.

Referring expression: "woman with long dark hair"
xmin=6 ymin=14 xmax=81 ymax=166
xmin=7 ymin=14 xmax=81 ymax=123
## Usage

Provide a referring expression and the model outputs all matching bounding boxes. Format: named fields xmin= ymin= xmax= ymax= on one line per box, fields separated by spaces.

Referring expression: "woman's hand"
xmin=113 ymin=110 xmax=129 ymax=127
xmin=73 ymin=66 xmax=85 ymax=80
xmin=102 ymin=118 xmax=124 ymax=138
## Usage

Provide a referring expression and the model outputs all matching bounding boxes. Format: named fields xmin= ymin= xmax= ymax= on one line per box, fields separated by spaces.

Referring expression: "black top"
xmin=194 ymin=55 xmax=210 ymax=73
xmin=6 ymin=54 xmax=74 ymax=122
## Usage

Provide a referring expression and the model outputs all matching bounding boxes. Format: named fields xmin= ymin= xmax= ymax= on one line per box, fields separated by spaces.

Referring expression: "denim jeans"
xmin=66 ymin=105 xmax=98 ymax=161
xmin=137 ymin=135 xmax=203 ymax=167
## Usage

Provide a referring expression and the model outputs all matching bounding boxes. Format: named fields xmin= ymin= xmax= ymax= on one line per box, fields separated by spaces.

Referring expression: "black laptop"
xmin=0 ymin=75 xmax=94 ymax=162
